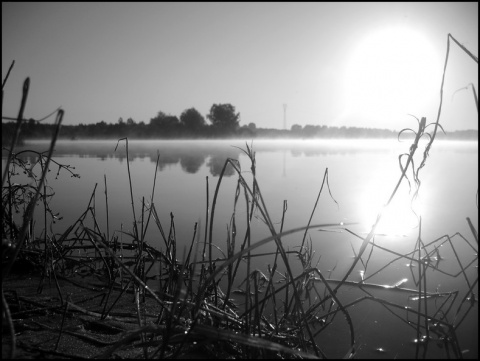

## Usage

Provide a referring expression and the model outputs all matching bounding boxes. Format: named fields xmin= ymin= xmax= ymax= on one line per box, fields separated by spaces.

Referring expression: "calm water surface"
xmin=3 ymin=138 xmax=478 ymax=358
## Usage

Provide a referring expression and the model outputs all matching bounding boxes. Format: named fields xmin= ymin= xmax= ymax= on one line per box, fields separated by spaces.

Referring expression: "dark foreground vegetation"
xmin=2 ymin=34 xmax=478 ymax=359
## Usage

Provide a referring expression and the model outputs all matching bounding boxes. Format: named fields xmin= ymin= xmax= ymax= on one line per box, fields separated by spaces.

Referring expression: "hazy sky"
xmin=2 ymin=2 xmax=478 ymax=131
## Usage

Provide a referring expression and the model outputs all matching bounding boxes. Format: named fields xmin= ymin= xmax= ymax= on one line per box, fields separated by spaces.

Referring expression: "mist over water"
xmin=5 ymin=138 xmax=477 ymax=256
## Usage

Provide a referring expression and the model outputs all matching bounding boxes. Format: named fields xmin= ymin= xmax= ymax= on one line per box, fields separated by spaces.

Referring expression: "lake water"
xmin=3 ymin=138 xmax=478 ymax=358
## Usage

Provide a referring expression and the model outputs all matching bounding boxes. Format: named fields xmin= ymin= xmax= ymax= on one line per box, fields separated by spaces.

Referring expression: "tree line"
xmin=2 ymin=102 xmax=478 ymax=143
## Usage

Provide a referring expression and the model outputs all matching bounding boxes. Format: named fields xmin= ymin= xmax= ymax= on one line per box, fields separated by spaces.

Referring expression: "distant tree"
xmin=302 ymin=125 xmax=318 ymax=137
xmin=149 ymin=111 xmax=168 ymax=127
xmin=238 ymin=125 xmax=255 ymax=138
xmin=126 ymin=117 xmax=135 ymax=125
xmin=291 ymin=124 xmax=302 ymax=134
xmin=118 ymin=117 xmax=124 ymax=125
xmin=149 ymin=111 xmax=180 ymax=137
xmin=150 ymin=112 xmax=180 ymax=128
xmin=247 ymin=122 xmax=256 ymax=131
xmin=162 ymin=115 xmax=180 ymax=128
xmin=92 ymin=120 xmax=109 ymax=138
xmin=180 ymin=108 xmax=206 ymax=132
xmin=207 ymin=103 xmax=240 ymax=134
xmin=317 ymin=125 xmax=327 ymax=137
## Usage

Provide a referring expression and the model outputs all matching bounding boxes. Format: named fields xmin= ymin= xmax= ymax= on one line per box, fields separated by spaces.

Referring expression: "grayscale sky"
xmin=2 ymin=2 xmax=478 ymax=131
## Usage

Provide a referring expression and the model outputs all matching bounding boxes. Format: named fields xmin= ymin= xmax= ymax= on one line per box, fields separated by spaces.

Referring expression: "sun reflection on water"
xmin=359 ymin=171 xmax=425 ymax=238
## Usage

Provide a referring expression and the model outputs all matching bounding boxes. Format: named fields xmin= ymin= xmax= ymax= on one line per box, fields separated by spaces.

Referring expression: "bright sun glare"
xmin=343 ymin=26 xmax=440 ymax=126
xmin=366 ymin=196 xmax=423 ymax=237
xmin=359 ymin=166 xmax=425 ymax=238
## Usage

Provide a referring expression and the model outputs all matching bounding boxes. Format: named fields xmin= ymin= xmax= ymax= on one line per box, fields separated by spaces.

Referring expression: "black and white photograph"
xmin=2 ymin=2 xmax=477 ymax=359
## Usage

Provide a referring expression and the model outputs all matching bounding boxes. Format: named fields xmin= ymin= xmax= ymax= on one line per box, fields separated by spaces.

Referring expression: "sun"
xmin=342 ymin=26 xmax=440 ymax=127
